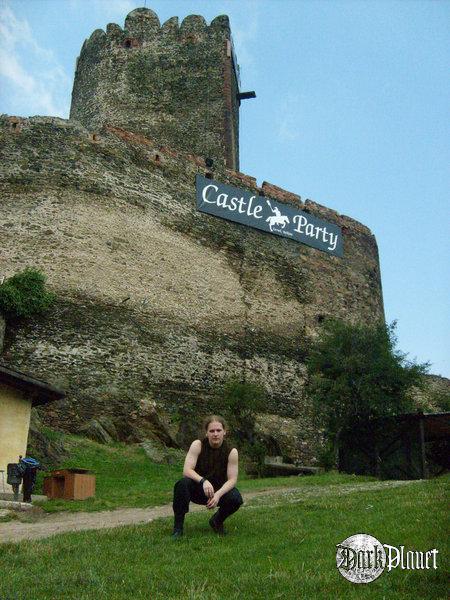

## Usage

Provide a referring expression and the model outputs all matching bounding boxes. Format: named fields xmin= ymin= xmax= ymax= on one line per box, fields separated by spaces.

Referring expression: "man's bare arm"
xmin=206 ymin=448 xmax=238 ymax=508
xmin=183 ymin=440 xmax=214 ymax=498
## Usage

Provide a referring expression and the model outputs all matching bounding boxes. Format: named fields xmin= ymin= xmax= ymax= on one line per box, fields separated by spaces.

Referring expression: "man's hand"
xmin=206 ymin=492 xmax=220 ymax=509
xmin=202 ymin=479 xmax=214 ymax=499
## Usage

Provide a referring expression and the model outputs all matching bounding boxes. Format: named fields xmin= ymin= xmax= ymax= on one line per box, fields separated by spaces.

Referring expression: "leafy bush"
xmin=221 ymin=379 xmax=268 ymax=475
xmin=244 ymin=440 xmax=268 ymax=477
xmin=306 ymin=319 xmax=429 ymax=461
xmin=222 ymin=379 xmax=266 ymax=424
xmin=0 ymin=268 xmax=55 ymax=319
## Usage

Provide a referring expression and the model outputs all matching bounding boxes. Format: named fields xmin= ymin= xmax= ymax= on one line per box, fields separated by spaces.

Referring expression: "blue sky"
xmin=1 ymin=0 xmax=449 ymax=377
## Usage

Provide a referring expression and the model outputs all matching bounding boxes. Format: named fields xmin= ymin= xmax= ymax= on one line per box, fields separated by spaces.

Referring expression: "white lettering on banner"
xmin=217 ymin=193 xmax=229 ymax=208
xmin=198 ymin=176 xmax=342 ymax=256
xmin=202 ymin=184 xmax=263 ymax=219
xmin=202 ymin=184 xmax=219 ymax=202
xmin=292 ymin=214 xmax=338 ymax=251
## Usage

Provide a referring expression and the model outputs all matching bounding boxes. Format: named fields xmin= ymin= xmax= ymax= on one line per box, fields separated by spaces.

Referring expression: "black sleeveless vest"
xmin=195 ymin=438 xmax=230 ymax=490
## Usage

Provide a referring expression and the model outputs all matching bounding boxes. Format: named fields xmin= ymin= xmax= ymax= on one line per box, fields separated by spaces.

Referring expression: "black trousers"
xmin=173 ymin=477 xmax=243 ymax=527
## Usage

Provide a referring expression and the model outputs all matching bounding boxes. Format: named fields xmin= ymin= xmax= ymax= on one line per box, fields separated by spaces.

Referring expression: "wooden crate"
xmin=43 ymin=468 xmax=95 ymax=500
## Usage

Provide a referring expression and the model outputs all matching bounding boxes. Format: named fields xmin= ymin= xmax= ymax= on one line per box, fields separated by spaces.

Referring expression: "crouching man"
xmin=172 ymin=415 xmax=243 ymax=539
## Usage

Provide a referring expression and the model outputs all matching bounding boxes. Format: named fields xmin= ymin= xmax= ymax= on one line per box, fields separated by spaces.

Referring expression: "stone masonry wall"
xmin=0 ymin=114 xmax=384 ymax=462
xmin=70 ymin=8 xmax=239 ymax=170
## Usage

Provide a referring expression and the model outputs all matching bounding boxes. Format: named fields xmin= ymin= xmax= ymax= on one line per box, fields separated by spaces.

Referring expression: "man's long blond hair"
xmin=202 ymin=415 xmax=227 ymax=432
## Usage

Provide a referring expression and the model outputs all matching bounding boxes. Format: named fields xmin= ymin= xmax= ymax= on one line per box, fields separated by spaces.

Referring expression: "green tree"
xmin=222 ymin=379 xmax=266 ymax=438
xmin=0 ymin=268 xmax=55 ymax=320
xmin=222 ymin=379 xmax=267 ymax=475
xmin=306 ymin=319 xmax=428 ymax=462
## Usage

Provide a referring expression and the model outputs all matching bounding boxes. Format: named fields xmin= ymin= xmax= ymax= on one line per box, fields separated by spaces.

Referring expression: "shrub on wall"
xmin=0 ymin=268 xmax=55 ymax=320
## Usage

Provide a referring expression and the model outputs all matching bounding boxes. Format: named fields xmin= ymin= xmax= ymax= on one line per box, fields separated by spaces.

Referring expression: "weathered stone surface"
xmin=79 ymin=419 xmax=113 ymax=444
xmin=0 ymin=111 xmax=385 ymax=462
xmin=124 ymin=8 xmax=160 ymax=36
xmin=0 ymin=8 xmax=386 ymax=463
xmin=140 ymin=440 xmax=184 ymax=465
xmin=94 ymin=415 xmax=119 ymax=440
xmin=0 ymin=314 xmax=5 ymax=354
xmin=255 ymin=413 xmax=323 ymax=465
xmin=134 ymin=399 xmax=179 ymax=447
xmin=70 ymin=9 xmax=239 ymax=169
xmin=412 ymin=374 xmax=450 ymax=412
xmin=27 ymin=412 xmax=66 ymax=468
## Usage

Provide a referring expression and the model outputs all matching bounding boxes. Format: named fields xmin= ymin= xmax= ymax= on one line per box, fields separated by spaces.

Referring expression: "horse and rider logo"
xmin=265 ymin=199 xmax=290 ymax=231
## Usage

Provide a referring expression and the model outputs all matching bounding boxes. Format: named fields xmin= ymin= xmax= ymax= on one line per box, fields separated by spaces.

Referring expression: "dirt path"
xmin=0 ymin=480 xmax=419 ymax=544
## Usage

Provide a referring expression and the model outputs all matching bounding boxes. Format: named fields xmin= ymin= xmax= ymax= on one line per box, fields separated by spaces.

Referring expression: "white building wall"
xmin=0 ymin=383 xmax=31 ymax=493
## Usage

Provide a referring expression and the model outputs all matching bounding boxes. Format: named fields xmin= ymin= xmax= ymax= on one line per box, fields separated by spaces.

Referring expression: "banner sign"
xmin=196 ymin=175 xmax=343 ymax=257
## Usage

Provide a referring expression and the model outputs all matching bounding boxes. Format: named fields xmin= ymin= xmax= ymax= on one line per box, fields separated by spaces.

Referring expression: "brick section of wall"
xmin=106 ymin=125 xmax=206 ymax=168
xmin=105 ymin=125 xmax=155 ymax=148
xmin=226 ymin=169 xmax=257 ymax=189
xmin=222 ymin=40 xmax=240 ymax=170
xmin=261 ymin=181 xmax=303 ymax=208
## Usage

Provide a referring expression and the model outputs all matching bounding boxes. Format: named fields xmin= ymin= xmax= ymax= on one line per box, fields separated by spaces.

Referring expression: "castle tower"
xmin=70 ymin=7 xmax=241 ymax=169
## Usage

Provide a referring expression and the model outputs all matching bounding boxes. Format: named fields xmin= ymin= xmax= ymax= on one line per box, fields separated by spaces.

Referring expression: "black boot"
xmin=172 ymin=514 xmax=184 ymax=540
xmin=209 ymin=514 xmax=226 ymax=535
xmin=171 ymin=528 xmax=183 ymax=540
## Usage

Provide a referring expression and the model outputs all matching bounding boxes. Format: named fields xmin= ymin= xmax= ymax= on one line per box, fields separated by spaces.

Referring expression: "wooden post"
xmin=419 ymin=416 xmax=428 ymax=479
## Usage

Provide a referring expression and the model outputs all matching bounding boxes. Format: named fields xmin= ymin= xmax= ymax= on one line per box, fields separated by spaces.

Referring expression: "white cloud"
xmin=231 ymin=2 xmax=259 ymax=74
xmin=277 ymin=94 xmax=302 ymax=142
xmin=0 ymin=2 xmax=71 ymax=117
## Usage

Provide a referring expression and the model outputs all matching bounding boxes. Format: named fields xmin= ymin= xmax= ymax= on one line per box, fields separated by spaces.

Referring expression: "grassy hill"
xmin=33 ymin=433 xmax=375 ymax=513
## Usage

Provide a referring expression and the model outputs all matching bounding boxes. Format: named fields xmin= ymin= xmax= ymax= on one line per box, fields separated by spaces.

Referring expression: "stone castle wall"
xmin=0 ymin=113 xmax=384 ymax=462
xmin=70 ymin=8 xmax=240 ymax=170
xmin=0 ymin=8 xmax=386 ymax=462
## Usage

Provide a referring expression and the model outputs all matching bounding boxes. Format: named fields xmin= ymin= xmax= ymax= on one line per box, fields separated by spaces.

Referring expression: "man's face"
xmin=206 ymin=421 xmax=225 ymax=448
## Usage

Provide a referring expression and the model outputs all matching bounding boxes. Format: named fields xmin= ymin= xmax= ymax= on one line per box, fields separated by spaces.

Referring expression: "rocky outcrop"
xmin=26 ymin=413 xmax=67 ymax=469
xmin=412 ymin=374 xmax=450 ymax=413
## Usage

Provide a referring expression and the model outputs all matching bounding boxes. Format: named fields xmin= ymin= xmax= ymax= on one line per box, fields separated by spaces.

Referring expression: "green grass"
xmin=34 ymin=435 xmax=181 ymax=512
xmin=35 ymin=434 xmax=376 ymax=513
xmin=1 ymin=475 xmax=447 ymax=599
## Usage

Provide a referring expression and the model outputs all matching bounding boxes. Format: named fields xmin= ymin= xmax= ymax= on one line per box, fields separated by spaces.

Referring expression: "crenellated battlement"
xmin=79 ymin=8 xmax=231 ymax=55
xmin=71 ymin=8 xmax=238 ymax=169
